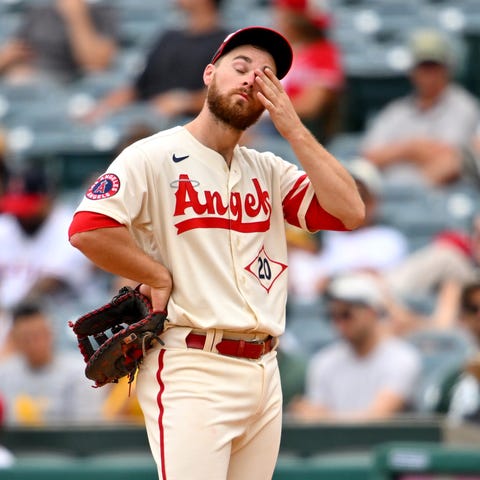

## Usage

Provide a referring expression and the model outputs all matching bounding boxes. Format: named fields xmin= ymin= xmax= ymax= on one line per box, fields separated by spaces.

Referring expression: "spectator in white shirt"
xmin=289 ymin=273 xmax=421 ymax=421
xmin=362 ymin=28 xmax=480 ymax=186
xmin=0 ymin=165 xmax=97 ymax=310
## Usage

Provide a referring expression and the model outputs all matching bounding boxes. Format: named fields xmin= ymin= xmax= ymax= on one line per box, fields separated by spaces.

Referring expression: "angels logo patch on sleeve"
xmin=86 ymin=174 xmax=120 ymax=200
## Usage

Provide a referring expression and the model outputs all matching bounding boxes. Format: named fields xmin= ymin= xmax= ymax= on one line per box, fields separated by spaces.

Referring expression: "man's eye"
xmin=233 ymin=65 xmax=247 ymax=74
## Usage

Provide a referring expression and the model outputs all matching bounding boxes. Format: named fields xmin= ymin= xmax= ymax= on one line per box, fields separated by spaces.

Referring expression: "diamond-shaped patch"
xmin=245 ymin=246 xmax=287 ymax=293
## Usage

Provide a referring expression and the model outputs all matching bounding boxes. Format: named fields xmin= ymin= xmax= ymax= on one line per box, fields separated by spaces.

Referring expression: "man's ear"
xmin=203 ymin=63 xmax=215 ymax=86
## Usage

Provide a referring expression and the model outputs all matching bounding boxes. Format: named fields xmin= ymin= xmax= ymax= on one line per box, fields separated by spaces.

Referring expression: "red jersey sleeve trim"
xmin=68 ymin=211 xmax=123 ymax=239
xmin=283 ymin=174 xmax=348 ymax=232
xmin=305 ymin=197 xmax=348 ymax=231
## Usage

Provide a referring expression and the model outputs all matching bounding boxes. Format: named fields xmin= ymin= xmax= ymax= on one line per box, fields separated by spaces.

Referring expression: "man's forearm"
xmin=287 ymin=125 xmax=365 ymax=230
xmin=363 ymin=141 xmax=414 ymax=167
xmin=253 ymin=67 xmax=364 ymax=230
xmin=69 ymin=226 xmax=171 ymax=290
xmin=63 ymin=11 xmax=115 ymax=70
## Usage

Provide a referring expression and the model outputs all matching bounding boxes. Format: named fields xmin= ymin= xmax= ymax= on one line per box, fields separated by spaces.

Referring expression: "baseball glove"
xmin=69 ymin=286 xmax=167 ymax=387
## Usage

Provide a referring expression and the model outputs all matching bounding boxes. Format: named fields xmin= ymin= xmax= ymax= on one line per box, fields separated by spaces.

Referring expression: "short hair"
xmin=11 ymin=301 xmax=44 ymax=325
xmin=460 ymin=281 xmax=480 ymax=313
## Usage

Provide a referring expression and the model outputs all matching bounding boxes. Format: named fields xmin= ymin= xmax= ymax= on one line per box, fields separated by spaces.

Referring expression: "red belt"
xmin=185 ymin=333 xmax=273 ymax=360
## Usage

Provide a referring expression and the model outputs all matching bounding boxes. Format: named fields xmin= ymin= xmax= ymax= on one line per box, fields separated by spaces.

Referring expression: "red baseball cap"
xmin=274 ymin=0 xmax=332 ymax=30
xmin=211 ymin=26 xmax=293 ymax=79
xmin=0 ymin=167 xmax=51 ymax=218
xmin=0 ymin=193 xmax=48 ymax=218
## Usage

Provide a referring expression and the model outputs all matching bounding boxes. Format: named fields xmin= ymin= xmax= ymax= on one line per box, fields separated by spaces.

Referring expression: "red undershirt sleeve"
xmin=68 ymin=211 xmax=124 ymax=239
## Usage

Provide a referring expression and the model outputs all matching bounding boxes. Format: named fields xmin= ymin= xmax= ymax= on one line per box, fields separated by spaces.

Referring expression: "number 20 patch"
xmin=245 ymin=246 xmax=287 ymax=293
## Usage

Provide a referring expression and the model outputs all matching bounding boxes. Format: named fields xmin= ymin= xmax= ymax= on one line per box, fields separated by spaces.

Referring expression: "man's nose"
xmin=243 ymin=71 xmax=256 ymax=88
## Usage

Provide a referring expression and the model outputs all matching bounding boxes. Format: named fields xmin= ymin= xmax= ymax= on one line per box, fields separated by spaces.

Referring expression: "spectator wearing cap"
xmin=0 ymin=166 xmax=98 ymax=311
xmin=271 ymin=0 xmax=344 ymax=144
xmin=289 ymin=273 xmax=421 ymax=421
xmin=84 ymin=0 xmax=228 ymax=123
xmin=362 ymin=28 xmax=480 ymax=186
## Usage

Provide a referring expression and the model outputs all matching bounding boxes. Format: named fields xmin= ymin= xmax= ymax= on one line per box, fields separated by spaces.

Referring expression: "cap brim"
xmin=413 ymin=57 xmax=447 ymax=66
xmin=0 ymin=194 xmax=47 ymax=218
xmin=211 ymin=26 xmax=293 ymax=79
xmin=325 ymin=291 xmax=372 ymax=307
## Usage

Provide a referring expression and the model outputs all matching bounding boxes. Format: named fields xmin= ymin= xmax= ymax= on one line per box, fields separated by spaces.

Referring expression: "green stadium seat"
xmin=407 ymin=330 xmax=473 ymax=413
xmin=372 ymin=442 xmax=480 ymax=479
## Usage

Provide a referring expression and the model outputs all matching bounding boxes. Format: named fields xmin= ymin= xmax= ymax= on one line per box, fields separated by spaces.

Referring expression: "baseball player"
xmin=68 ymin=26 xmax=365 ymax=480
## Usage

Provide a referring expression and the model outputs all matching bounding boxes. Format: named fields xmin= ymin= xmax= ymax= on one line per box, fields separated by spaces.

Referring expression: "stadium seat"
xmin=119 ymin=18 xmax=163 ymax=49
xmin=376 ymin=179 xmax=476 ymax=251
xmin=223 ymin=6 xmax=273 ymax=31
xmin=325 ymin=132 xmax=363 ymax=161
xmin=343 ymin=73 xmax=410 ymax=132
xmin=0 ymin=11 xmax=21 ymax=43
xmin=249 ymin=134 xmax=298 ymax=166
xmin=13 ymin=452 xmax=77 ymax=467
xmin=274 ymin=453 xmax=371 ymax=480
xmin=85 ymin=451 xmax=155 ymax=468
xmin=406 ymin=329 xmax=474 ymax=413
xmin=286 ymin=299 xmax=338 ymax=356
xmin=69 ymin=71 xmax=131 ymax=99
xmin=373 ymin=442 xmax=480 ymax=479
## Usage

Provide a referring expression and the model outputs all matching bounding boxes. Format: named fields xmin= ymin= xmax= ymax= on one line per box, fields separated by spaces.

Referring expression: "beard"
xmin=206 ymin=77 xmax=265 ymax=131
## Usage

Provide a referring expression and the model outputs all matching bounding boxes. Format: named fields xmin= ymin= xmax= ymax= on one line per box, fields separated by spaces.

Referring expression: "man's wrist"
xmin=151 ymin=265 xmax=173 ymax=290
xmin=284 ymin=124 xmax=311 ymax=145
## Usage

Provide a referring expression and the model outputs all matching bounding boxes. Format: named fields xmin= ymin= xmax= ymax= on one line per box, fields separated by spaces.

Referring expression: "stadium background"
xmin=1 ymin=0 xmax=480 ymax=478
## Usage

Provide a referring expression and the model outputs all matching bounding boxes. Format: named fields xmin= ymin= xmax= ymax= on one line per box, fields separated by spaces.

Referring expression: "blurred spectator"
xmin=0 ymin=165 xmax=98 ymax=311
xmin=289 ymin=273 xmax=421 ymax=421
xmin=114 ymin=123 xmax=157 ymax=154
xmin=362 ymin=28 xmax=480 ymax=186
xmin=84 ymin=0 xmax=228 ymax=122
xmin=460 ymin=282 xmax=480 ymax=348
xmin=0 ymin=302 xmax=106 ymax=425
xmin=286 ymin=225 xmax=323 ymax=303
xmin=447 ymin=281 xmax=480 ymax=422
xmin=387 ymin=214 xmax=480 ymax=330
xmin=287 ymin=159 xmax=408 ymax=303
xmin=316 ymin=159 xmax=408 ymax=276
xmin=272 ymin=0 xmax=344 ymax=143
xmin=389 ymin=226 xmax=479 ymax=299
xmin=0 ymin=0 xmax=118 ymax=84
xmin=464 ymin=129 xmax=480 ymax=186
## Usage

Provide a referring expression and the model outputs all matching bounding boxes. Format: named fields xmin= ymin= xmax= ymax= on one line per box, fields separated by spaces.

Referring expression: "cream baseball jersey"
xmin=75 ymin=126 xmax=346 ymax=337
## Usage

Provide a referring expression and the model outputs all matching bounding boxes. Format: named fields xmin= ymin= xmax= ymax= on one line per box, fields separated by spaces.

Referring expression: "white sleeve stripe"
xmin=297 ymin=185 xmax=315 ymax=230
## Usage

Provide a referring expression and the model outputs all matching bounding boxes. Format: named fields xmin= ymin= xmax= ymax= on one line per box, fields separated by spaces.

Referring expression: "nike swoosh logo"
xmin=172 ymin=154 xmax=189 ymax=163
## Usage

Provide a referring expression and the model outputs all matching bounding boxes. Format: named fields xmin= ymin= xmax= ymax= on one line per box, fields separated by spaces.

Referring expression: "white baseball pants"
xmin=136 ymin=327 xmax=282 ymax=480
